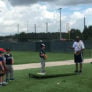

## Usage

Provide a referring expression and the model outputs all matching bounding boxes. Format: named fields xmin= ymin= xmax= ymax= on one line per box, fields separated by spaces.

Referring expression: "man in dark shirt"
xmin=39 ymin=44 xmax=47 ymax=74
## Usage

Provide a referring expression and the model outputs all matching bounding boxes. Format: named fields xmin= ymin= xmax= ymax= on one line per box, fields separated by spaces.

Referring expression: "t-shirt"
xmin=73 ymin=40 xmax=85 ymax=54
xmin=40 ymin=49 xmax=46 ymax=59
xmin=4 ymin=54 xmax=13 ymax=65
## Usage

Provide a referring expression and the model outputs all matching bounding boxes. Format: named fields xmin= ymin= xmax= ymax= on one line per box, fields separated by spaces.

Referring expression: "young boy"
xmin=0 ymin=49 xmax=7 ymax=86
xmin=39 ymin=44 xmax=47 ymax=75
xmin=4 ymin=48 xmax=14 ymax=82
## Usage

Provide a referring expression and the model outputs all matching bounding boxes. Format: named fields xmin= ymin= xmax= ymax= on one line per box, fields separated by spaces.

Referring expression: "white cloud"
xmin=84 ymin=8 xmax=92 ymax=15
xmin=71 ymin=12 xmax=84 ymax=19
xmin=0 ymin=3 xmax=60 ymax=35
xmin=0 ymin=0 xmax=92 ymax=36
xmin=65 ymin=8 xmax=92 ymax=31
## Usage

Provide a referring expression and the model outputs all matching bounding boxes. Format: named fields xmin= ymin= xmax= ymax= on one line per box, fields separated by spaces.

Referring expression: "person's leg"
xmin=6 ymin=65 xmax=9 ymax=82
xmin=40 ymin=58 xmax=45 ymax=73
xmin=75 ymin=63 xmax=78 ymax=72
xmin=79 ymin=63 xmax=82 ymax=72
xmin=0 ymin=76 xmax=3 ymax=86
xmin=0 ymin=74 xmax=8 ymax=86
xmin=6 ymin=72 xmax=10 ymax=82
xmin=0 ymin=67 xmax=3 ymax=85
xmin=10 ymin=65 xmax=14 ymax=80
xmin=79 ymin=53 xmax=83 ymax=72
xmin=2 ymin=75 xmax=8 ymax=86
xmin=74 ymin=54 xmax=78 ymax=72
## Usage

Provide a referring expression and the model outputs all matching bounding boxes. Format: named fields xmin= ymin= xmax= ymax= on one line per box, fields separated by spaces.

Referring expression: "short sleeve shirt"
xmin=40 ymin=49 xmax=46 ymax=58
xmin=73 ymin=40 xmax=85 ymax=53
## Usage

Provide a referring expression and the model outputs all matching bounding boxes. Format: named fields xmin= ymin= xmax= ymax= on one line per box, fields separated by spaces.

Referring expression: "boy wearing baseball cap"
xmin=39 ymin=44 xmax=47 ymax=75
xmin=4 ymin=48 xmax=14 ymax=82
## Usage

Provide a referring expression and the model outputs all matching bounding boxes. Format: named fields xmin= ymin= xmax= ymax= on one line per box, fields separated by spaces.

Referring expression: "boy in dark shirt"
xmin=39 ymin=44 xmax=47 ymax=75
xmin=4 ymin=48 xmax=14 ymax=82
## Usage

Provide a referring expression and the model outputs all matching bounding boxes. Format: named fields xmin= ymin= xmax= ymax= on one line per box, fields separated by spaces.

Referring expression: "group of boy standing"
xmin=0 ymin=48 xmax=14 ymax=87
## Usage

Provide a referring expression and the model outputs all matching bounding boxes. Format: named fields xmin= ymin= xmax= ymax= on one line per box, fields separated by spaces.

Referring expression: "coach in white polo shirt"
xmin=73 ymin=36 xmax=85 ymax=73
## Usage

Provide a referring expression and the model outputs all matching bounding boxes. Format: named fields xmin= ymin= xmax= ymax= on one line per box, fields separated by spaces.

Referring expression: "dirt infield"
xmin=13 ymin=58 xmax=92 ymax=70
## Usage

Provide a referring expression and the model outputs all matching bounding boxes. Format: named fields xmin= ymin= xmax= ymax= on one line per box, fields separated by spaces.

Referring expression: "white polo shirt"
xmin=73 ymin=40 xmax=85 ymax=54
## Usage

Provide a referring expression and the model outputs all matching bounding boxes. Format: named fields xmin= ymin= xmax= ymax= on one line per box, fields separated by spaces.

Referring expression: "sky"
xmin=0 ymin=0 xmax=92 ymax=36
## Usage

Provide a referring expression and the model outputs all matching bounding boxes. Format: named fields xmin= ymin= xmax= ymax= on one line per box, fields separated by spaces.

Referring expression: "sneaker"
xmin=6 ymin=79 xmax=9 ymax=82
xmin=79 ymin=70 xmax=82 ymax=73
xmin=2 ymin=81 xmax=8 ymax=84
xmin=2 ymin=82 xmax=8 ymax=86
xmin=74 ymin=70 xmax=78 ymax=73
xmin=2 ymin=84 xmax=7 ymax=86
xmin=0 ymin=84 xmax=2 ymax=87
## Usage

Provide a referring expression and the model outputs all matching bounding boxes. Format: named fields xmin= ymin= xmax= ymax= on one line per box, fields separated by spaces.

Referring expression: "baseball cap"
xmin=0 ymin=48 xmax=6 ymax=53
xmin=6 ymin=48 xmax=11 ymax=51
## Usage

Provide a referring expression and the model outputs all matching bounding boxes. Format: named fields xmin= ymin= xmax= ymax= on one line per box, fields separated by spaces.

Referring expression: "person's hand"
xmin=76 ymin=51 xmax=81 ymax=55
xmin=41 ymin=54 xmax=45 ymax=56
xmin=12 ymin=60 xmax=14 ymax=64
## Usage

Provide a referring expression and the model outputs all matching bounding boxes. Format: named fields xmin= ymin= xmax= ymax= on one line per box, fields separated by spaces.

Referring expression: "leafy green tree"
xmin=70 ymin=29 xmax=82 ymax=39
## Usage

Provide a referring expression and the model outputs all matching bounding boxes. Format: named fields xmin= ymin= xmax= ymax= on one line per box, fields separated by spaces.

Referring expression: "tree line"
xmin=0 ymin=25 xmax=92 ymax=42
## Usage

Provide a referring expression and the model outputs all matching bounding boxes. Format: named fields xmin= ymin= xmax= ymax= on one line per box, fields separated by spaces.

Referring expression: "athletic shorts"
xmin=74 ymin=53 xmax=83 ymax=63
xmin=0 ymin=73 xmax=4 ymax=76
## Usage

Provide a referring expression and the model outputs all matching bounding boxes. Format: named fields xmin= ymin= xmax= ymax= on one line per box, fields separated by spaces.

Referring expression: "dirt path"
xmin=13 ymin=58 xmax=92 ymax=70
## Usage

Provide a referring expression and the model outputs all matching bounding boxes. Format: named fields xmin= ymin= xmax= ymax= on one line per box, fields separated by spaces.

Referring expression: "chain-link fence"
xmin=0 ymin=40 xmax=92 ymax=53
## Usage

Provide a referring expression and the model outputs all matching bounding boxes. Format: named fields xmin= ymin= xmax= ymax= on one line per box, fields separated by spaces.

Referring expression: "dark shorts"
xmin=0 ymin=73 xmax=4 ymax=77
xmin=74 ymin=53 xmax=83 ymax=63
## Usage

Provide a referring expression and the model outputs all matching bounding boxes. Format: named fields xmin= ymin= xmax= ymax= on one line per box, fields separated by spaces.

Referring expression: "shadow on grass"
xmin=29 ymin=72 xmax=78 ymax=79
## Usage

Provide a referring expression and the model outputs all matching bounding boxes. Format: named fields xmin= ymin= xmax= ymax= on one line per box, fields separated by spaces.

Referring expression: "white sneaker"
xmin=0 ymin=84 xmax=2 ymax=87
xmin=2 ymin=81 xmax=8 ymax=85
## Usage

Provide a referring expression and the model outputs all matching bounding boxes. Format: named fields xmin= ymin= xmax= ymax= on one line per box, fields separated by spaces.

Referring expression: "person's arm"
xmin=0 ymin=62 xmax=4 ymax=72
xmin=12 ymin=57 xmax=14 ymax=64
xmin=0 ymin=61 xmax=5 ymax=73
xmin=10 ymin=54 xmax=14 ymax=64
xmin=80 ymin=40 xmax=85 ymax=51
xmin=40 ymin=53 xmax=45 ymax=56
xmin=72 ymin=42 xmax=76 ymax=50
xmin=3 ymin=59 xmax=7 ymax=72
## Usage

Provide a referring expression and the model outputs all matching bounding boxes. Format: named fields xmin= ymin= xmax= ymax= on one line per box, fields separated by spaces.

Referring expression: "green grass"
xmin=1 ymin=64 xmax=92 ymax=92
xmin=12 ymin=51 xmax=73 ymax=64
xmin=12 ymin=49 xmax=92 ymax=64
